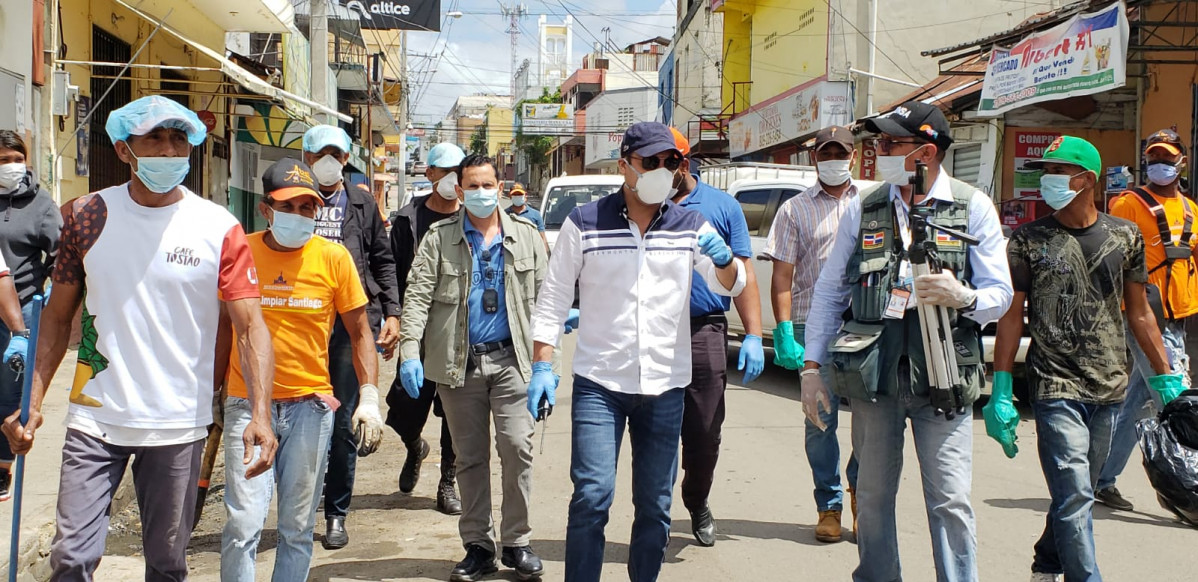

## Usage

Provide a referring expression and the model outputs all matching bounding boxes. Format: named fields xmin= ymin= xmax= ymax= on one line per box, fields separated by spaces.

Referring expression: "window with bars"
xmin=89 ymin=26 xmax=132 ymax=193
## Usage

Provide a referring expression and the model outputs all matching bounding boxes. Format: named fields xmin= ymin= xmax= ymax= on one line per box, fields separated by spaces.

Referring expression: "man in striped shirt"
xmin=530 ymin=122 xmax=745 ymax=582
xmin=763 ymin=126 xmax=860 ymax=543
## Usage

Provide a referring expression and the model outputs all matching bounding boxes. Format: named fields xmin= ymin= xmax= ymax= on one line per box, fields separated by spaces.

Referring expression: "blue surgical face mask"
xmin=1147 ymin=162 xmax=1180 ymax=186
xmin=463 ymin=188 xmax=499 ymax=218
xmin=127 ymin=148 xmax=190 ymax=194
xmin=510 ymin=195 xmax=526 ymax=207
xmin=1040 ymin=171 xmax=1087 ymax=210
xmin=269 ymin=210 xmax=317 ymax=248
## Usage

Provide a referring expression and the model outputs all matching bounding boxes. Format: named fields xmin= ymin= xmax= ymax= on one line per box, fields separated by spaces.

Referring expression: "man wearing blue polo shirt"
xmin=667 ymin=127 xmax=764 ymax=547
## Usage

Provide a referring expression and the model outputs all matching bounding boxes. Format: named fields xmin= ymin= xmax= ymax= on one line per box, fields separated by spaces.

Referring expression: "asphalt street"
xmin=96 ymin=336 xmax=1195 ymax=581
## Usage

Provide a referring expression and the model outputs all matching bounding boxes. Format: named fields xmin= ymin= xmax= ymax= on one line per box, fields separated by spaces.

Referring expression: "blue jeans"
xmin=0 ymin=301 xmax=35 ymax=463
xmin=806 ymin=378 xmax=859 ymax=511
xmin=850 ymin=387 xmax=976 ymax=582
xmin=565 ymin=376 xmax=685 ymax=582
xmin=1031 ymin=398 xmax=1117 ymax=581
xmin=1097 ymin=319 xmax=1189 ymax=491
xmin=323 ymin=320 xmax=361 ymax=518
xmin=222 ymin=396 xmax=334 ymax=582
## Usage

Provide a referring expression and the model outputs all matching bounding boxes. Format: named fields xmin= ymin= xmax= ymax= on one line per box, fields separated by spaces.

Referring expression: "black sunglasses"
xmin=633 ymin=154 xmax=683 ymax=172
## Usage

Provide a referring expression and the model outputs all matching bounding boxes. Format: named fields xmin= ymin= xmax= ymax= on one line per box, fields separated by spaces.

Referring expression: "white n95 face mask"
xmin=436 ymin=172 xmax=459 ymax=200
xmin=312 ymin=155 xmax=344 ymax=186
xmin=629 ymin=167 xmax=675 ymax=206
xmin=876 ymin=154 xmax=914 ymax=186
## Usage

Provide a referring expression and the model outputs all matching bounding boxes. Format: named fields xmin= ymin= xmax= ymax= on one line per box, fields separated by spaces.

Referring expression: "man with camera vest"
xmin=1095 ymin=129 xmax=1196 ymax=511
xmin=803 ymin=101 xmax=1013 ymax=582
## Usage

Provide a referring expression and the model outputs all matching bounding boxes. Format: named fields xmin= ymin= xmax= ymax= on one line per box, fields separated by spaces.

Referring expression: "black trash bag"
xmin=1137 ymin=390 xmax=1198 ymax=528
xmin=1165 ymin=389 xmax=1198 ymax=450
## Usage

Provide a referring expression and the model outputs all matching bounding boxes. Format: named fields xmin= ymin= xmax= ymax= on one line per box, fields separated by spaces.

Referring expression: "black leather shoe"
xmin=437 ymin=465 xmax=463 ymax=515
xmin=322 ymin=516 xmax=348 ymax=549
xmin=399 ymin=439 xmax=429 ymax=494
xmin=450 ymin=544 xmax=497 ymax=582
xmin=501 ymin=545 xmax=544 ymax=581
xmin=690 ymin=506 xmax=717 ymax=547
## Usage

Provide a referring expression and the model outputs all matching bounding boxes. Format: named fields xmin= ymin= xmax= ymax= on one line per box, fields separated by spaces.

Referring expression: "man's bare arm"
xmin=993 ymin=293 xmax=1025 ymax=374
xmin=732 ymin=258 xmax=763 ymax=336
xmin=770 ymin=260 xmax=795 ymax=324
xmin=342 ymin=305 xmax=379 ymax=387
xmin=1124 ymin=281 xmax=1171 ymax=375
xmin=225 ymin=297 xmax=277 ymax=478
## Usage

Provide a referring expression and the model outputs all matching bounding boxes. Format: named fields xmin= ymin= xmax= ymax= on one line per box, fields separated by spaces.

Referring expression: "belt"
xmin=273 ymin=394 xmax=318 ymax=404
xmin=469 ymin=338 xmax=513 ymax=355
xmin=690 ymin=313 xmax=728 ymax=325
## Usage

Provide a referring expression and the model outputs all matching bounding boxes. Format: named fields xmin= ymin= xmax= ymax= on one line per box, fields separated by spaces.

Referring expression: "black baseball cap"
xmin=262 ymin=158 xmax=323 ymax=205
xmin=620 ymin=122 xmax=680 ymax=158
xmin=814 ymin=126 xmax=854 ymax=152
xmin=1146 ymin=128 xmax=1185 ymax=156
xmin=861 ymin=101 xmax=953 ymax=152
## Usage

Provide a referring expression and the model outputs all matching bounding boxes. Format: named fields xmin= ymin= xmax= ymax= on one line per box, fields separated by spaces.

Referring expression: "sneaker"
xmin=815 ymin=510 xmax=843 ymax=543
xmin=1030 ymin=572 xmax=1060 ymax=582
xmin=0 ymin=468 xmax=10 ymax=502
xmin=1094 ymin=486 xmax=1134 ymax=511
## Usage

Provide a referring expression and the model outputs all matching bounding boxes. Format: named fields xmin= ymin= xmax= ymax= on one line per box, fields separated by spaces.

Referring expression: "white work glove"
xmin=913 ymin=271 xmax=977 ymax=310
xmin=352 ymin=384 xmax=384 ymax=456
xmin=800 ymin=369 xmax=832 ymax=431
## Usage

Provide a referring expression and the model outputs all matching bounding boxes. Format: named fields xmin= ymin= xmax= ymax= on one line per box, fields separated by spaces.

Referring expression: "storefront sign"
xmin=978 ymin=1 xmax=1128 ymax=117
xmin=1007 ymin=129 xmax=1061 ymax=226
xmin=342 ymin=0 xmax=441 ymax=31
xmin=728 ymin=81 xmax=852 ymax=158
xmin=521 ymin=103 xmax=574 ymax=136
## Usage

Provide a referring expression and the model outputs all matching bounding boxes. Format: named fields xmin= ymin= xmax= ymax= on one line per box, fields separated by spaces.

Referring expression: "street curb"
xmin=5 ymin=467 xmax=137 ymax=581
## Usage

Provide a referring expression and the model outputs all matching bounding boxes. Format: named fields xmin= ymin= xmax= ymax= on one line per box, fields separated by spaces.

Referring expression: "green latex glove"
xmin=773 ymin=321 xmax=803 ymax=370
xmin=982 ymin=371 xmax=1019 ymax=459
xmin=1148 ymin=373 xmax=1186 ymax=406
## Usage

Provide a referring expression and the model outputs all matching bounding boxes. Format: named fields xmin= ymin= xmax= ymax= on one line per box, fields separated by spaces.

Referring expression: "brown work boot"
xmin=848 ymin=487 xmax=858 ymax=537
xmin=815 ymin=510 xmax=843 ymax=543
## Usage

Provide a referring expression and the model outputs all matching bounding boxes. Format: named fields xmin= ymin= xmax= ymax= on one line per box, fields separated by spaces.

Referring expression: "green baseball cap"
xmin=1024 ymin=135 xmax=1102 ymax=176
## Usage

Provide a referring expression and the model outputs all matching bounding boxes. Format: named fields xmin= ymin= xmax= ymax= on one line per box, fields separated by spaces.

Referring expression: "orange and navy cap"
xmin=261 ymin=158 xmax=323 ymax=206
xmin=670 ymin=127 xmax=691 ymax=156
xmin=1145 ymin=129 xmax=1185 ymax=156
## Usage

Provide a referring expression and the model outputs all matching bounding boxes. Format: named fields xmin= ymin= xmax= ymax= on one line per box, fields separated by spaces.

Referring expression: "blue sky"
xmin=406 ymin=0 xmax=676 ymax=122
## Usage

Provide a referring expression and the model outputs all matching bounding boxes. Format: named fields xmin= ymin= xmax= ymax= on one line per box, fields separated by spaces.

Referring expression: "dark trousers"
xmin=680 ymin=315 xmax=728 ymax=513
xmin=324 ymin=320 xmax=361 ymax=519
xmin=51 ymin=429 xmax=204 ymax=582
xmin=385 ymin=374 xmax=456 ymax=467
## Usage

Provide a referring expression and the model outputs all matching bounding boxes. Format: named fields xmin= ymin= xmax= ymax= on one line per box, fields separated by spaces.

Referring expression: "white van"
xmin=538 ymin=174 xmax=626 ymax=251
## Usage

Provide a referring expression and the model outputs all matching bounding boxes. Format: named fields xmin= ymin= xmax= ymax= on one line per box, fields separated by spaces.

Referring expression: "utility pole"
xmin=311 ymin=0 xmax=330 ymax=124
xmin=501 ymin=3 xmax=527 ymax=107
xmin=397 ymin=30 xmax=407 ymax=209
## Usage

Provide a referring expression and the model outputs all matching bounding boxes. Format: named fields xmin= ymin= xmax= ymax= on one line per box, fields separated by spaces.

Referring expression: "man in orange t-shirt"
xmin=1097 ymin=129 xmax=1195 ymax=511
xmin=220 ymin=158 xmax=382 ymax=581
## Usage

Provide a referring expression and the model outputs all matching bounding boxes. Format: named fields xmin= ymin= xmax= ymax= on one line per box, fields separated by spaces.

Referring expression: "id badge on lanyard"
xmin=885 ymin=198 xmax=915 ymax=318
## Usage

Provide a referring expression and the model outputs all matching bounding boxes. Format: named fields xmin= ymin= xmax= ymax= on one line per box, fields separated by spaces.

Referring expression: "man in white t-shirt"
xmin=1 ymin=96 xmax=278 ymax=582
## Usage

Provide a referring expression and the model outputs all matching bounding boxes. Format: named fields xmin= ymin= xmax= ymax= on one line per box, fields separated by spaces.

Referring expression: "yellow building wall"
xmin=55 ymin=0 xmax=228 ymax=203
xmin=1140 ymin=5 xmax=1196 ymax=154
xmin=718 ymin=2 xmax=753 ymax=114
xmin=485 ymin=108 xmax=515 ymax=159
xmin=748 ymin=0 xmax=827 ymax=107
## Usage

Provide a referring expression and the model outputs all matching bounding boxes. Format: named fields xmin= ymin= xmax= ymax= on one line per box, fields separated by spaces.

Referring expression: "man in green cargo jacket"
xmin=397 ymin=153 xmax=554 ymax=582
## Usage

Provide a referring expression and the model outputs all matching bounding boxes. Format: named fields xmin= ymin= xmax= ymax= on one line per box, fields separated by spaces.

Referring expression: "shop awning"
xmin=117 ymin=0 xmax=294 ymax=34
xmin=115 ymin=0 xmax=350 ymax=125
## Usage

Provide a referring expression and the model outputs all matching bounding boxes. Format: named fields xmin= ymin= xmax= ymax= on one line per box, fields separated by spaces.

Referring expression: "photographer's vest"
xmin=825 ymin=179 xmax=984 ymax=403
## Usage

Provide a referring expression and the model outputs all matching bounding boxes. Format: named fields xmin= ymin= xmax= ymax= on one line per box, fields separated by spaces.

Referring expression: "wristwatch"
xmin=14 ymin=329 xmax=29 ymax=338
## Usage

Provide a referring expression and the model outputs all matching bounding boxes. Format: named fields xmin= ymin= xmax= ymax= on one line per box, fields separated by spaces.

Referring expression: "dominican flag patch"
xmin=862 ymin=231 xmax=885 ymax=250
xmin=936 ymin=231 xmax=962 ymax=247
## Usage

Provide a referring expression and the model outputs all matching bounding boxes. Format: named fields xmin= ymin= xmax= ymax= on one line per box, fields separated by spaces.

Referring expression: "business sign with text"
xmin=341 ymin=0 xmax=441 ymax=31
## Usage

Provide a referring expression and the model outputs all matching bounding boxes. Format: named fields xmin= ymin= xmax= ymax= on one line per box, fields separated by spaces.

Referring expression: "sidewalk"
xmin=0 ymin=350 xmax=136 ymax=581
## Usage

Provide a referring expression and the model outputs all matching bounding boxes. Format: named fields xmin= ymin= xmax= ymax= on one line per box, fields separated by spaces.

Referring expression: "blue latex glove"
xmin=697 ymin=232 xmax=733 ymax=268
xmin=400 ymin=359 xmax=424 ymax=400
xmin=527 ymin=361 xmax=558 ymax=419
xmin=564 ymin=308 xmax=580 ymax=334
xmin=738 ymin=334 xmax=764 ymax=384
xmin=1147 ymin=373 xmax=1186 ymax=405
xmin=4 ymin=334 xmax=27 ymax=370
xmin=982 ymin=371 xmax=1019 ymax=458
